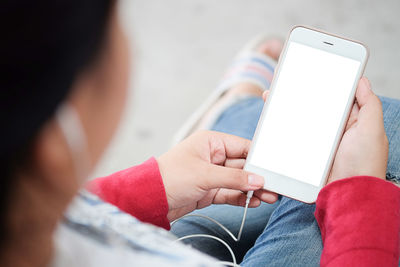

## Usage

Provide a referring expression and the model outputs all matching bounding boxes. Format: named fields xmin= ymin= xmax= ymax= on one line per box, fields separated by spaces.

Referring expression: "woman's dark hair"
xmin=0 ymin=0 xmax=114 ymax=241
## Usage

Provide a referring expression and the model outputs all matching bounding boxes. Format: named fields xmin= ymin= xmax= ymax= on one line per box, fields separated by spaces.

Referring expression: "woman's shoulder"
xmin=50 ymin=190 xmax=219 ymax=267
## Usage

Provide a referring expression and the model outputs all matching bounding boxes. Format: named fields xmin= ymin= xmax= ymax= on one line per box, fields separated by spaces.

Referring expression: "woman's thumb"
xmin=356 ymin=77 xmax=383 ymax=124
xmin=355 ymin=77 xmax=374 ymax=107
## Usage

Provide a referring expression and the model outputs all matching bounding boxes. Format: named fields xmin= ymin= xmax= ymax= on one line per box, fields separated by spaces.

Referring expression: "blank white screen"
xmin=250 ymin=42 xmax=360 ymax=186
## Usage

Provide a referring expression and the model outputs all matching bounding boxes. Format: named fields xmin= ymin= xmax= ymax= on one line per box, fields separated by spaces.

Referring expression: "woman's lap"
xmin=242 ymin=196 xmax=322 ymax=266
xmin=171 ymin=95 xmax=400 ymax=266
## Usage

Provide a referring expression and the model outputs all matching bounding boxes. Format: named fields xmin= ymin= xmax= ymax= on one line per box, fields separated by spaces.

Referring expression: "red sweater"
xmin=87 ymin=158 xmax=400 ymax=266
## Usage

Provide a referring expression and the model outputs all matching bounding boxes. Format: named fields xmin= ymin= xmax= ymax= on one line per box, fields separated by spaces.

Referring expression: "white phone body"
xmin=244 ymin=26 xmax=369 ymax=203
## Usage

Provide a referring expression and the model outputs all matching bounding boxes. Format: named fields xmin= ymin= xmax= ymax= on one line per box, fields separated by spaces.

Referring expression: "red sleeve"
xmin=315 ymin=176 xmax=400 ymax=266
xmin=86 ymin=157 xmax=170 ymax=230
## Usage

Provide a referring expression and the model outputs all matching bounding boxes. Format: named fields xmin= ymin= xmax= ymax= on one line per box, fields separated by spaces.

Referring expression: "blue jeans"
xmin=171 ymin=96 xmax=400 ymax=266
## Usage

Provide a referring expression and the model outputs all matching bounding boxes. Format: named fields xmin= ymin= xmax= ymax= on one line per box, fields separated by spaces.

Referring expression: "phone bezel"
xmin=244 ymin=26 xmax=369 ymax=203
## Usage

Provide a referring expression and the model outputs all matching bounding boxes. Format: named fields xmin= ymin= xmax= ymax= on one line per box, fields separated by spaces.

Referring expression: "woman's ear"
xmin=31 ymin=118 xmax=80 ymax=196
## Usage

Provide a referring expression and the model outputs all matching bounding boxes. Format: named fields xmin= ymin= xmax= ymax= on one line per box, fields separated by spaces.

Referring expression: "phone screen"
xmin=249 ymin=41 xmax=361 ymax=186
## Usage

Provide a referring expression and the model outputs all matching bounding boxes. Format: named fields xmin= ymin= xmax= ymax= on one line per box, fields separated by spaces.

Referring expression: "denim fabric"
xmin=171 ymin=95 xmax=400 ymax=266
xmin=382 ymin=96 xmax=400 ymax=182
xmin=242 ymin=196 xmax=322 ymax=266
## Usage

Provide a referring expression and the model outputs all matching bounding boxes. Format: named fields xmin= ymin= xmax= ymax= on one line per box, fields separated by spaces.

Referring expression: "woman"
xmin=1 ymin=1 xmax=399 ymax=266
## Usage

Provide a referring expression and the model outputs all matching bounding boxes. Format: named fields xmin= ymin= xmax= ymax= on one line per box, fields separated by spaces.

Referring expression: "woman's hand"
xmin=328 ymin=77 xmax=388 ymax=183
xmin=157 ymin=131 xmax=278 ymax=221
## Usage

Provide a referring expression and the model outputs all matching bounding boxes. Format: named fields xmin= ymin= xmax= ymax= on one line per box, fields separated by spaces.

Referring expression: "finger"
xmin=262 ymin=90 xmax=270 ymax=102
xmin=355 ymin=77 xmax=374 ymax=107
xmin=213 ymin=189 xmax=261 ymax=207
xmin=247 ymin=196 xmax=262 ymax=207
xmin=205 ymin=163 xmax=264 ymax=191
xmin=356 ymin=77 xmax=383 ymax=124
xmin=345 ymin=103 xmax=359 ymax=131
xmin=253 ymin=189 xmax=279 ymax=204
xmin=208 ymin=131 xmax=251 ymax=159
xmin=224 ymin=158 xmax=246 ymax=169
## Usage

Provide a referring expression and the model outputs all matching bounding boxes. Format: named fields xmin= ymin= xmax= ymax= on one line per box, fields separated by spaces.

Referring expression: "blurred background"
xmin=92 ymin=0 xmax=400 ymax=177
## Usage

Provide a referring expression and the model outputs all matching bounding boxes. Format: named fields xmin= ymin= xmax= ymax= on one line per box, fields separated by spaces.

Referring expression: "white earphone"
xmin=56 ymin=103 xmax=91 ymax=183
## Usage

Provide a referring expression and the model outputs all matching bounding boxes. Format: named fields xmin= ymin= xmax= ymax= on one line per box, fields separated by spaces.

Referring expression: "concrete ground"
xmin=92 ymin=0 xmax=400 ymax=177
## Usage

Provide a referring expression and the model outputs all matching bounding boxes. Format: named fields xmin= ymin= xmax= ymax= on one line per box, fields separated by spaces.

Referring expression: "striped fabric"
xmin=217 ymin=51 xmax=276 ymax=93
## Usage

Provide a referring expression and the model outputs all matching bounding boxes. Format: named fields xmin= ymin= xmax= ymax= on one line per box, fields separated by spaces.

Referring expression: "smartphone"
xmin=244 ymin=26 xmax=369 ymax=203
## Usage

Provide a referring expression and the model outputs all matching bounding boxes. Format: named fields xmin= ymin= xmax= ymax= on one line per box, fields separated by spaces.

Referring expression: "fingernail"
xmin=248 ymin=174 xmax=264 ymax=187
